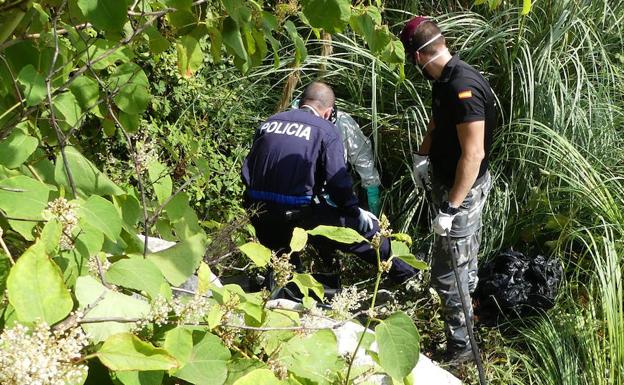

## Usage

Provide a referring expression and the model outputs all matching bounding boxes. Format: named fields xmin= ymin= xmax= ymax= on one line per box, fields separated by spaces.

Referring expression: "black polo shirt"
xmin=429 ymin=54 xmax=496 ymax=187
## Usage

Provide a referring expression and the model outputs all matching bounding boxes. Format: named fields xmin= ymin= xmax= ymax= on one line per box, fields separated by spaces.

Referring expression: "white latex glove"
xmin=432 ymin=211 xmax=457 ymax=236
xmin=412 ymin=154 xmax=430 ymax=190
xmin=357 ymin=208 xmax=378 ymax=234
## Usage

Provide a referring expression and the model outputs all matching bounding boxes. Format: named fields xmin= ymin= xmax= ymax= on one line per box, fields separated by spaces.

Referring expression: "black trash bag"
xmin=474 ymin=249 xmax=563 ymax=325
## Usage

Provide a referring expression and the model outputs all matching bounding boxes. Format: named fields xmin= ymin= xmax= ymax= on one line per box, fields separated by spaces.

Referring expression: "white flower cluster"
xmin=86 ymin=255 xmax=111 ymax=278
xmin=0 ymin=322 xmax=88 ymax=385
xmin=271 ymin=252 xmax=294 ymax=288
xmin=173 ymin=295 xmax=212 ymax=325
xmin=43 ymin=198 xmax=79 ymax=251
xmin=134 ymin=140 xmax=155 ymax=175
xmin=330 ymin=286 xmax=367 ymax=320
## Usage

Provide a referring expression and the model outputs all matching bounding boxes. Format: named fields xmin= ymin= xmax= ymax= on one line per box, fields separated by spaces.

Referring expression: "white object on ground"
xmin=266 ymin=299 xmax=462 ymax=385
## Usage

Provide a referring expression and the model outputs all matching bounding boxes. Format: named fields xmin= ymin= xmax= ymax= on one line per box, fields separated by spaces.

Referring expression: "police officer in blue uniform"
xmin=242 ymin=82 xmax=416 ymax=284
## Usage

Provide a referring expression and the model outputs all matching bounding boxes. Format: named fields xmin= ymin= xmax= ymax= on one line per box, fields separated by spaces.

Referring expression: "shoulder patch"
xmin=458 ymin=90 xmax=473 ymax=99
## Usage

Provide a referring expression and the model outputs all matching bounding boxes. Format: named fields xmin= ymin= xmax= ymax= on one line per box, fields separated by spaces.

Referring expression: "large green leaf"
xmin=6 ymin=241 xmax=73 ymax=324
xmin=375 ymin=312 xmax=420 ymax=380
xmin=307 ymin=225 xmax=367 ymax=244
xmin=75 ymin=276 xmax=150 ymax=342
xmin=52 ymin=91 xmax=83 ymax=129
xmin=78 ymin=195 xmax=122 ymax=241
xmin=147 ymin=233 xmax=206 ymax=286
xmin=108 ymin=63 xmax=150 ymax=114
xmin=164 ymin=327 xmax=194 ymax=366
xmin=105 ymin=257 xmax=166 ymax=298
xmin=147 ymin=159 xmax=172 ymax=206
xmin=238 ymin=241 xmax=271 ymax=267
xmin=176 ymin=35 xmax=204 ymax=78
xmin=84 ymin=39 xmax=134 ymax=70
xmin=114 ymin=370 xmax=164 ymax=385
xmin=0 ymin=253 xmax=11 ymax=295
xmin=69 ymin=75 xmax=100 ymax=113
xmin=222 ymin=16 xmax=248 ymax=65
xmin=278 ymin=329 xmax=342 ymax=385
xmin=391 ymin=240 xmax=429 ymax=270
xmin=283 ymin=21 xmax=307 ymax=65
xmin=301 ymin=0 xmax=351 ymax=33
xmin=0 ymin=128 xmax=38 ymax=168
xmin=0 ymin=175 xmax=50 ymax=240
xmin=97 ymin=333 xmax=178 ymax=371
xmin=225 ymin=359 xmax=266 ymax=385
xmin=173 ymin=331 xmax=231 ymax=385
xmin=16 ymin=64 xmax=46 ymax=106
xmin=289 ymin=227 xmax=308 ymax=252
xmin=54 ymin=146 xmax=124 ymax=197
xmin=77 ymin=0 xmax=128 ymax=32
xmin=522 ymin=0 xmax=533 ymax=14
xmin=291 ymin=273 xmax=324 ymax=300
xmin=233 ymin=369 xmax=282 ymax=385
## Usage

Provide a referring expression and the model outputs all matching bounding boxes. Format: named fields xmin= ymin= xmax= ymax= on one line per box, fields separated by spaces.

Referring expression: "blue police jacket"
xmin=242 ymin=108 xmax=359 ymax=216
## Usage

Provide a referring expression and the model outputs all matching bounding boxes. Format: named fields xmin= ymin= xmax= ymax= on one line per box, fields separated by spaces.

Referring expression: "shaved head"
xmin=301 ymin=82 xmax=335 ymax=109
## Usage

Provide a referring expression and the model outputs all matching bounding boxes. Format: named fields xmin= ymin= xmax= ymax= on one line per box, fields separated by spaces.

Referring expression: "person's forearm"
xmin=448 ymin=155 xmax=482 ymax=207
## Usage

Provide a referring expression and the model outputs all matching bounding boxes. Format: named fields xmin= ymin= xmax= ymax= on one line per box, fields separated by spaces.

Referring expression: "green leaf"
xmin=6 ymin=241 xmax=73 ymax=324
xmin=278 ymin=329 xmax=342 ymax=385
xmin=79 ymin=195 xmax=122 ymax=241
xmin=307 ymin=225 xmax=367 ymax=244
xmin=225 ymin=359 xmax=267 ymax=385
xmin=77 ymin=0 xmax=128 ymax=32
xmin=283 ymin=21 xmax=307 ymax=65
xmin=207 ymin=304 xmax=225 ymax=330
xmin=222 ymin=17 xmax=249 ymax=65
xmin=16 ymin=64 xmax=46 ymax=106
xmin=0 ymin=253 xmax=11 ymax=295
xmin=0 ymin=175 xmax=50 ymax=240
xmin=291 ymin=273 xmax=324 ymax=300
xmin=0 ymin=128 xmax=38 ymax=168
xmin=52 ymin=92 xmax=83 ymax=129
xmin=105 ymin=257 xmax=165 ymax=298
xmin=147 ymin=233 xmax=206 ymax=286
xmin=222 ymin=0 xmax=252 ymax=25
xmin=301 ymin=0 xmax=351 ymax=33
xmin=375 ymin=312 xmax=420 ymax=380
xmin=108 ymin=63 xmax=150 ymax=114
xmin=391 ymin=240 xmax=429 ymax=270
xmin=176 ymin=35 xmax=204 ymax=78
xmin=145 ymin=26 xmax=171 ymax=55
xmin=114 ymin=370 xmax=164 ymax=385
xmin=69 ymin=75 xmax=100 ymax=112
xmin=54 ymin=146 xmax=124 ymax=197
xmin=290 ymin=227 xmax=308 ymax=252
xmin=238 ymin=241 xmax=271 ymax=267
xmin=84 ymin=39 xmax=134 ymax=70
xmin=40 ymin=219 xmax=62 ymax=255
xmin=173 ymin=331 xmax=231 ymax=385
xmin=76 ymin=276 xmax=150 ymax=342
xmin=197 ymin=261 xmax=212 ymax=295
xmin=522 ymin=0 xmax=532 ymax=14
xmin=233 ymin=369 xmax=282 ymax=385
xmin=97 ymin=333 xmax=178 ymax=371
xmin=147 ymin=160 xmax=172 ymax=205
xmin=164 ymin=327 xmax=194 ymax=367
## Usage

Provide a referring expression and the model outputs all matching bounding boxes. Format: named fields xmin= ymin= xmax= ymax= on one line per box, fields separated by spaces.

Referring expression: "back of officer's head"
xmin=301 ymin=82 xmax=335 ymax=110
xmin=401 ymin=18 xmax=446 ymax=56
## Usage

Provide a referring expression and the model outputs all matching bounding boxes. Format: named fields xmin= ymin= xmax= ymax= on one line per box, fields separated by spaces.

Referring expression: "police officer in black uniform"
xmin=242 ymin=82 xmax=416 ymax=284
xmin=400 ymin=18 xmax=495 ymax=362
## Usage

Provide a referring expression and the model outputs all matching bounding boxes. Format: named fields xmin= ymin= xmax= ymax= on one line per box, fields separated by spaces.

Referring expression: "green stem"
xmin=344 ymin=244 xmax=382 ymax=384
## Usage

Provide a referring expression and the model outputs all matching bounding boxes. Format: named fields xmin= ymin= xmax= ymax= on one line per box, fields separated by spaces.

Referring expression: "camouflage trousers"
xmin=430 ymin=172 xmax=492 ymax=351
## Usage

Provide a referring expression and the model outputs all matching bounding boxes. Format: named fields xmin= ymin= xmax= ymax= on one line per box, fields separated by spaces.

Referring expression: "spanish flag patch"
xmin=458 ymin=90 xmax=473 ymax=99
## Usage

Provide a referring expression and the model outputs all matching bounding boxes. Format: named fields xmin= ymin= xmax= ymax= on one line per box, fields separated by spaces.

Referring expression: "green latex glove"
xmin=366 ymin=185 xmax=381 ymax=216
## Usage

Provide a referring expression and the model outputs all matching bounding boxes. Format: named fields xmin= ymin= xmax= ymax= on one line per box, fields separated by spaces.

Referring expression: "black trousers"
xmin=249 ymin=202 xmax=416 ymax=284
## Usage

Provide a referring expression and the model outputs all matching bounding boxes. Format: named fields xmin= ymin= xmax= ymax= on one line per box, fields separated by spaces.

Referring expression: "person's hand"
xmin=432 ymin=201 xmax=459 ymax=235
xmin=357 ymin=208 xmax=378 ymax=233
xmin=412 ymin=154 xmax=430 ymax=190
xmin=366 ymin=185 xmax=381 ymax=216
xmin=432 ymin=211 xmax=456 ymax=235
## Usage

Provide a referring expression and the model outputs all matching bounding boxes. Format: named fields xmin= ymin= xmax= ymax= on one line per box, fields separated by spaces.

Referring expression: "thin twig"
xmin=23 ymin=22 xmax=91 ymax=39
xmin=0 ymin=230 xmax=15 ymax=265
xmin=95 ymin=255 xmax=113 ymax=289
xmin=147 ymin=176 xmax=197 ymax=225
xmin=46 ymin=0 xmax=77 ymax=197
